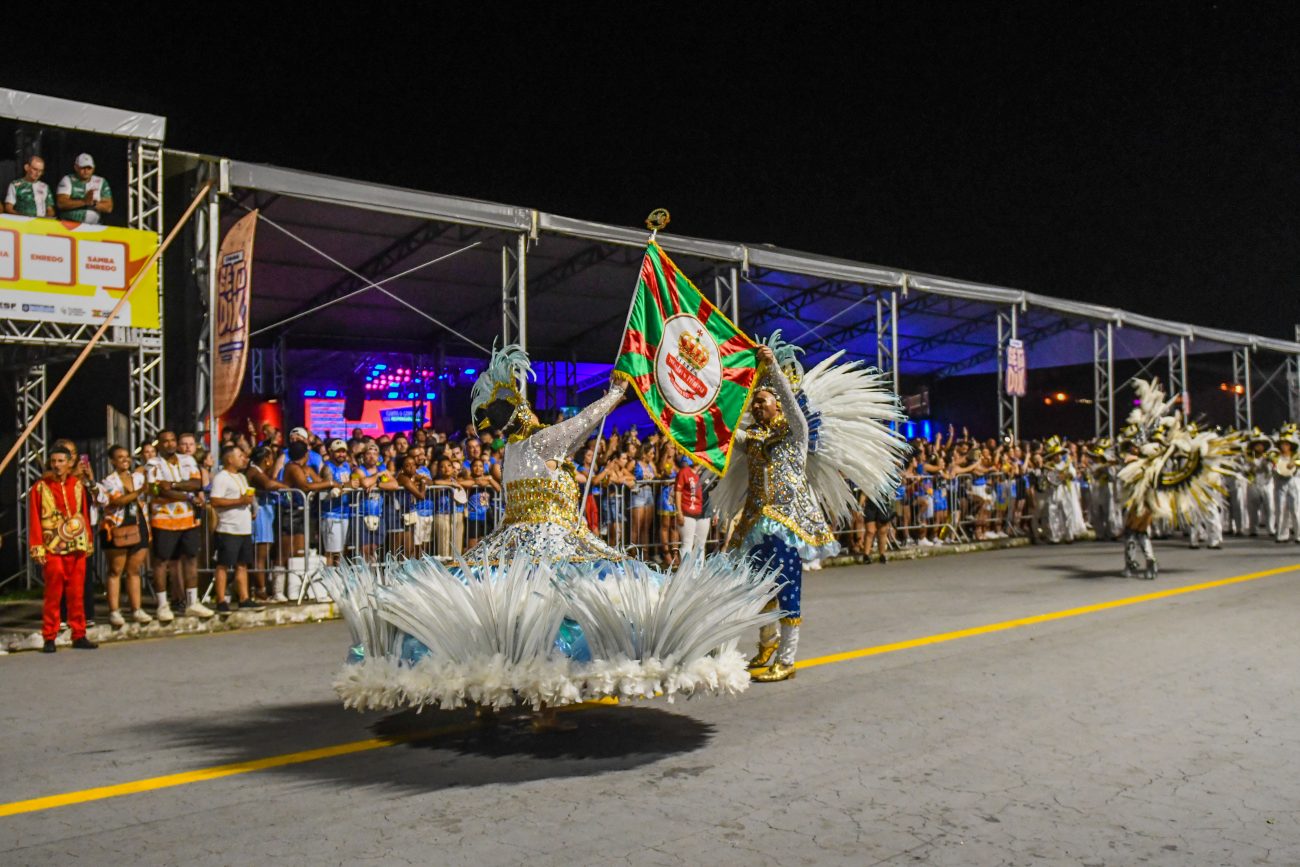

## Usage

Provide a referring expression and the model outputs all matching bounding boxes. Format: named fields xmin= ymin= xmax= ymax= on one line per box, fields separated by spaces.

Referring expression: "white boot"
xmin=776 ymin=623 xmax=800 ymax=665
xmin=272 ymin=570 xmax=288 ymax=603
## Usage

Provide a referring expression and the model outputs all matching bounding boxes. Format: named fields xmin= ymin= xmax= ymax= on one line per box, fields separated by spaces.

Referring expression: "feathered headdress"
xmin=1042 ymin=435 xmax=1066 ymax=458
xmin=469 ymin=342 xmax=537 ymax=433
xmin=1124 ymin=378 xmax=1179 ymax=444
xmin=1278 ymin=423 xmax=1300 ymax=449
xmin=758 ymin=329 xmax=806 ymax=389
xmin=1248 ymin=427 xmax=1274 ymax=447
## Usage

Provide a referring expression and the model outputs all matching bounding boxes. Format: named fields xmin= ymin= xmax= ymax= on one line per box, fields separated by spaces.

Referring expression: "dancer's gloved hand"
xmin=610 ymin=377 xmax=628 ymax=395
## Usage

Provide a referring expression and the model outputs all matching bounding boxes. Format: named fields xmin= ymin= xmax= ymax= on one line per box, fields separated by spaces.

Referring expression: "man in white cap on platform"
xmin=56 ymin=153 xmax=113 ymax=224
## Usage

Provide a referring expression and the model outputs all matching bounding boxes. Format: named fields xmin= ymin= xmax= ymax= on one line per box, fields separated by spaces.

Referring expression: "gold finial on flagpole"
xmin=646 ymin=208 xmax=671 ymax=239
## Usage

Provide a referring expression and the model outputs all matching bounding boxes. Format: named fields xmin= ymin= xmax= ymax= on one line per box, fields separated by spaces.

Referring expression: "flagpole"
xmin=579 ymin=210 xmax=669 ymax=528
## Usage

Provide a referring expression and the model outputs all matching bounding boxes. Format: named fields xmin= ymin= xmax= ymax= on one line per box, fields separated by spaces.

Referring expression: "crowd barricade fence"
xmin=152 ymin=462 xmax=1106 ymax=609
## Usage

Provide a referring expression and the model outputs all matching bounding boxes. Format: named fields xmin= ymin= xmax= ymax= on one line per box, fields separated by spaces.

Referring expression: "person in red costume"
xmin=30 ymin=445 xmax=98 ymax=652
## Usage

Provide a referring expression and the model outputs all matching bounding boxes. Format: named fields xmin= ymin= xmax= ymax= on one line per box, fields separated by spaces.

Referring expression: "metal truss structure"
xmin=501 ymin=233 xmax=528 ymax=350
xmin=126 ymin=138 xmax=166 ymax=449
xmin=1093 ymin=324 xmax=1115 ymax=439
xmin=995 ymin=306 xmax=1019 ymax=441
xmin=1233 ymin=347 xmax=1253 ymax=430
xmin=538 ymin=358 xmax=577 ymax=412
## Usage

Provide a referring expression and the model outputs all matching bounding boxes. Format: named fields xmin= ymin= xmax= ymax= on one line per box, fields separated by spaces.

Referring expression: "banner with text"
xmin=213 ymin=210 xmax=258 ymax=418
xmin=0 ymin=214 xmax=160 ymax=328
xmin=1005 ymin=338 xmax=1027 ymax=398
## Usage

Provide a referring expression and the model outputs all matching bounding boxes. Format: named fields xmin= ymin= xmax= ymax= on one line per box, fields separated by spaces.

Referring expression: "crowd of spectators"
xmin=5 ymin=152 xmax=113 ymax=223
xmin=31 ymin=414 xmax=1140 ymax=639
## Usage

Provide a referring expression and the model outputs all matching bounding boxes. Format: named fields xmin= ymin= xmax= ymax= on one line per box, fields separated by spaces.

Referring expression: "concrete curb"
xmin=825 ymin=536 xmax=1032 ymax=567
xmin=1 ymin=601 xmax=338 ymax=653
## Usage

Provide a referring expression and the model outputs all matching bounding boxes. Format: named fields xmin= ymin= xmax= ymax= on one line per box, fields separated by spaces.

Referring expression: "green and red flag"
xmin=613 ymin=241 xmax=758 ymax=475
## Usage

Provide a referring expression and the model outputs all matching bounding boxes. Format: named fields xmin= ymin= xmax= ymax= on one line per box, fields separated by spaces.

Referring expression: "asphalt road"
xmin=2 ymin=538 xmax=1299 ymax=866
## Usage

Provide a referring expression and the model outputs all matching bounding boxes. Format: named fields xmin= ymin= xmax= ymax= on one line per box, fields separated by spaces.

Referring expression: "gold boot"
xmin=747 ymin=641 xmax=778 ymax=670
xmin=751 ymin=661 xmax=796 ymax=682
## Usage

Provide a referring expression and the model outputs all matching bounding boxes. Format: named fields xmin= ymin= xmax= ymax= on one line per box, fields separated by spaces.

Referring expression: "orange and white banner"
xmin=0 ymin=214 xmax=160 ymax=328
xmin=213 ymin=210 xmax=258 ymax=418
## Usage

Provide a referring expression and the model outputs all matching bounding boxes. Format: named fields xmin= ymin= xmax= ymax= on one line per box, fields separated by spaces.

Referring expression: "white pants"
xmin=1189 ymin=502 xmax=1223 ymax=548
xmin=678 ymin=515 xmax=711 ymax=558
xmin=1275 ymin=479 xmax=1300 ymax=542
xmin=1248 ymin=481 xmax=1275 ymax=536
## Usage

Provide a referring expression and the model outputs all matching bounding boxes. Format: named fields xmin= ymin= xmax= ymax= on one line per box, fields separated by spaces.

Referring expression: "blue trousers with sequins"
xmin=749 ymin=535 xmax=802 ymax=623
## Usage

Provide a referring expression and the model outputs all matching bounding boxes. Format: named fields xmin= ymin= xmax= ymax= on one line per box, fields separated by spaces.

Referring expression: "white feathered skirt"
xmin=319 ymin=552 xmax=782 ymax=711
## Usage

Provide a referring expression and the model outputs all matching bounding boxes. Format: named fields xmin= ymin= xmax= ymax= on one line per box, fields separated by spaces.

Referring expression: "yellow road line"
xmin=0 ymin=726 xmax=456 ymax=819
xmin=2 ymin=562 xmax=1295 ymax=819
xmin=798 ymin=562 xmax=1300 ymax=670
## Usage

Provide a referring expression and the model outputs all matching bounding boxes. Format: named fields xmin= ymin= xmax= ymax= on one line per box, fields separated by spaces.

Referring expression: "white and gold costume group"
xmin=1223 ymin=425 xmax=1300 ymax=542
xmin=1037 ymin=435 xmax=1090 ymax=544
xmin=322 ymin=337 xmax=905 ymax=713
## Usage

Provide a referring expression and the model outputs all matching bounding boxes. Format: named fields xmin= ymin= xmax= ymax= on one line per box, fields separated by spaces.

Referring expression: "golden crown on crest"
xmin=678 ymin=329 xmax=710 ymax=371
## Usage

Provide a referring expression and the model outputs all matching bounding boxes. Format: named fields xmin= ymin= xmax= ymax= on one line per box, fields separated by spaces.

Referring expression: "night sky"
xmin=9 ymin=3 xmax=1299 ymax=339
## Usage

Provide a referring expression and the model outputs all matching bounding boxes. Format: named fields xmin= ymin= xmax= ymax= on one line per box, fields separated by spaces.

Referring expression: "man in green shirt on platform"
xmin=56 ymin=153 xmax=113 ymax=224
xmin=4 ymin=155 xmax=56 ymax=218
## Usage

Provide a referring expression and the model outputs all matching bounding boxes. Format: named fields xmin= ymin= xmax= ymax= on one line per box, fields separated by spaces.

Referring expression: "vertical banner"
xmin=213 ymin=210 xmax=258 ymax=418
xmin=1005 ymin=338 xmax=1027 ymax=398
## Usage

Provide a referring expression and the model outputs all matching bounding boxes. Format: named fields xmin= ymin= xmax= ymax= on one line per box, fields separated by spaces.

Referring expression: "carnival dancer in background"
xmin=1244 ymin=429 xmax=1276 ymax=537
xmin=1272 ymin=425 xmax=1300 ymax=543
xmin=322 ymin=343 xmax=783 ymax=720
xmin=1222 ymin=433 xmax=1251 ymax=536
xmin=710 ymin=333 xmax=907 ymax=683
xmin=1085 ymin=439 xmax=1123 ymax=541
xmin=1119 ymin=434 xmax=1158 ymax=579
xmin=1118 ymin=379 xmax=1242 ymax=576
xmin=1039 ymin=436 xmax=1083 ymax=544
xmin=1186 ymin=424 xmax=1226 ymax=550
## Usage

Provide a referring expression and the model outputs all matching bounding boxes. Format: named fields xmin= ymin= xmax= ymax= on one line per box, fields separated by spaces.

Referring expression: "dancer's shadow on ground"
xmin=1040 ymin=563 xmax=1188 ymax=580
xmin=128 ymin=700 xmax=714 ymax=794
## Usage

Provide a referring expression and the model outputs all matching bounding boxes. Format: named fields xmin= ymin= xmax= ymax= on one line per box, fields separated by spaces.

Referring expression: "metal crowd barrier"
xmin=597 ymin=478 xmax=722 ymax=564
xmin=194 ymin=484 xmax=502 ymax=603
xmin=846 ymin=471 xmax=1036 ymax=552
xmin=112 ymin=464 xmax=1102 ymax=610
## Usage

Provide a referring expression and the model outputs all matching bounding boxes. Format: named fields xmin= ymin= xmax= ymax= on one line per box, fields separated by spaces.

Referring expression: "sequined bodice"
xmin=503 ymin=474 xmax=581 ymax=528
xmin=735 ymin=413 xmax=833 ymax=547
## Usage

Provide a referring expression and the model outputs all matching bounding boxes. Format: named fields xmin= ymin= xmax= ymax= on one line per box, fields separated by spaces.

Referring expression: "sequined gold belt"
xmin=504 ymin=477 xmax=580 ymax=526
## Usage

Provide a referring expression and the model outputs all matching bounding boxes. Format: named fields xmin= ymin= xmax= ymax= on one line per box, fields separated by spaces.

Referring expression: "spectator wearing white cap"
xmin=4 ymin=155 xmax=56 ymax=218
xmin=280 ymin=426 xmax=324 ymax=475
xmin=320 ymin=438 xmax=356 ymax=564
xmin=56 ymin=153 xmax=113 ymax=224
